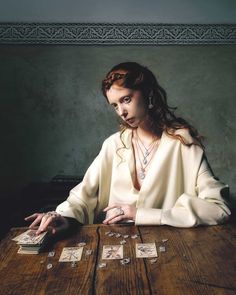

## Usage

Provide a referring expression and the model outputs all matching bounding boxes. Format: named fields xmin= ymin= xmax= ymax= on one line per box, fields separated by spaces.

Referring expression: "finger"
xmin=103 ymin=215 xmax=124 ymax=225
xmin=42 ymin=216 xmax=68 ymax=235
xmin=103 ymin=211 xmax=125 ymax=224
xmin=103 ymin=204 xmax=121 ymax=212
xmin=28 ymin=214 xmax=44 ymax=229
xmin=37 ymin=216 xmax=54 ymax=234
xmin=24 ymin=213 xmax=40 ymax=221
xmin=37 ymin=214 xmax=62 ymax=234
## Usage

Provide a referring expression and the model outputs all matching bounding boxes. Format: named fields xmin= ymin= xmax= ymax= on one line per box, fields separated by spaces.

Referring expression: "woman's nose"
xmin=117 ymin=105 xmax=127 ymax=118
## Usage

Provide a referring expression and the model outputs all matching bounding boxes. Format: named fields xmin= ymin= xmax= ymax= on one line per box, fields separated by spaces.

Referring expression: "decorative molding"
xmin=0 ymin=23 xmax=235 ymax=45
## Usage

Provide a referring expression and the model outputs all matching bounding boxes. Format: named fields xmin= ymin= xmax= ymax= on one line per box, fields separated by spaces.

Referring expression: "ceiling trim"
xmin=0 ymin=23 xmax=235 ymax=45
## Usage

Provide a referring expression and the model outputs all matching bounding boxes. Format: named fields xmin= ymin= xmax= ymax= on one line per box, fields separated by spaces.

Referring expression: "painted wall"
xmin=0 ymin=45 xmax=235 ymax=204
xmin=0 ymin=0 xmax=235 ymax=23
xmin=0 ymin=0 xmax=235 ymax=209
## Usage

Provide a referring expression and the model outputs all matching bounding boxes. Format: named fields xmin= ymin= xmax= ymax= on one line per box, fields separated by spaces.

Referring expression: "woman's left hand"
xmin=103 ymin=204 xmax=137 ymax=225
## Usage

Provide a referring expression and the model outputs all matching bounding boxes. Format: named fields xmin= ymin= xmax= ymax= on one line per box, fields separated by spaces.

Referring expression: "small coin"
xmin=150 ymin=258 xmax=158 ymax=264
xmin=162 ymin=239 xmax=168 ymax=243
xmin=159 ymin=245 xmax=166 ymax=252
xmin=120 ymin=258 xmax=131 ymax=265
xmin=71 ymin=261 xmax=77 ymax=268
xmin=46 ymin=263 xmax=53 ymax=270
xmin=120 ymin=240 xmax=126 ymax=245
xmin=48 ymin=251 xmax=55 ymax=257
xmin=98 ymin=262 xmax=107 ymax=269
xmin=85 ymin=249 xmax=93 ymax=255
xmin=78 ymin=242 xmax=86 ymax=247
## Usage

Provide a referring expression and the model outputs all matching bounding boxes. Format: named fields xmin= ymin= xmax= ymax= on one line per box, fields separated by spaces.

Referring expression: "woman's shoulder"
xmin=166 ymin=128 xmax=199 ymax=146
xmin=104 ymin=131 xmax=121 ymax=143
xmin=99 ymin=129 xmax=132 ymax=159
xmin=104 ymin=129 xmax=132 ymax=146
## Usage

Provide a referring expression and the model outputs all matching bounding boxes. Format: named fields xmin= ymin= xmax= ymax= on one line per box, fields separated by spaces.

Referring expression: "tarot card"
xmin=102 ymin=245 xmax=124 ymax=260
xmin=136 ymin=243 xmax=158 ymax=258
xmin=12 ymin=230 xmax=35 ymax=242
xmin=17 ymin=246 xmax=39 ymax=255
xmin=14 ymin=230 xmax=47 ymax=245
xmin=59 ymin=247 xmax=83 ymax=262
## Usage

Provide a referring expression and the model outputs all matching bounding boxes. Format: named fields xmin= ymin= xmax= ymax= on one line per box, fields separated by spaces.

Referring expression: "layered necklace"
xmin=133 ymin=130 xmax=159 ymax=180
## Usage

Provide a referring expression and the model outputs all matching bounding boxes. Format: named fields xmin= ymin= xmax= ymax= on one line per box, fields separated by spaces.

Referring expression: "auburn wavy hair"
xmin=102 ymin=62 xmax=204 ymax=148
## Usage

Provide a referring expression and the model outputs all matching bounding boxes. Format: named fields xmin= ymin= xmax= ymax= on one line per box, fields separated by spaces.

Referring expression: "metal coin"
xmin=48 ymin=251 xmax=55 ymax=257
xmin=120 ymin=240 xmax=126 ymax=245
xmin=78 ymin=242 xmax=86 ymax=247
xmin=98 ymin=262 xmax=107 ymax=269
xmin=46 ymin=263 xmax=53 ymax=270
xmin=120 ymin=258 xmax=131 ymax=265
xmin=159 ymin=245 xmax=166 ymax=252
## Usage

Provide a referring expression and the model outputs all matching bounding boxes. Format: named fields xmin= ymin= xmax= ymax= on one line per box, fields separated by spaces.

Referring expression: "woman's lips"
xmin=126 ymin=118 xmax=135 ymax=124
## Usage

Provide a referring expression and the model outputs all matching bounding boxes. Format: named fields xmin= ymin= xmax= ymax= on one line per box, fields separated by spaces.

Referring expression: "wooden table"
xmin=0 ymin=223 xmax=235 ymax=295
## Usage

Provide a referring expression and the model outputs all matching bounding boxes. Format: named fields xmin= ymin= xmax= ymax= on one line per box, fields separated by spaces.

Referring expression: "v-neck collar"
xmin=122 ymin=129 xmax=167 ymax=193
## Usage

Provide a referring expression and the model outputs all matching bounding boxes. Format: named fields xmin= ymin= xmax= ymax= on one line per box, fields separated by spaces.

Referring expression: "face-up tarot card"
xmin=59 ymin=247 xmax=84 ymax=262
xmin=102 ymin=245 xmax=124 ymax=260
xmin=136 ymin=243 xmax=158 ymax=258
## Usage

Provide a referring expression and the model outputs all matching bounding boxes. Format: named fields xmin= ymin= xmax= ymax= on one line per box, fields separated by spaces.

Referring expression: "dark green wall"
xmin=0 ymin=45 xmax=235 ymax=203
xmin=0 ymin=0 xmax=235 ymax=23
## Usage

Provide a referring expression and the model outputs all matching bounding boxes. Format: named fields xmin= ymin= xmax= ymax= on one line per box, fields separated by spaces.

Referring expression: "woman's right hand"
xmin=24 ymin=211 xmax=70 ymax=235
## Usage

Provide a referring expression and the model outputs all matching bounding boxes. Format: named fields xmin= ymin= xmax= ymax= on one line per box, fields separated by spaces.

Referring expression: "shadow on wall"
xmin=0 ymin=175 xmax=83 ymax=239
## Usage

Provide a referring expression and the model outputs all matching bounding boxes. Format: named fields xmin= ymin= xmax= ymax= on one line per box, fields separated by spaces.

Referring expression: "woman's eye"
xmin=123 ymin=96 xmax=131 ymax=103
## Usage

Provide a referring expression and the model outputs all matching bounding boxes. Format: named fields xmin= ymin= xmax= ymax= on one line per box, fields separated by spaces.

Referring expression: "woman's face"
xmin=106 ymin=84 xmax=148 ymax=128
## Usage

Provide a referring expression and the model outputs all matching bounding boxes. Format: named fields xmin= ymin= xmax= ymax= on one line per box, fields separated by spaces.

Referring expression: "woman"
xmin=26 ymin=62 xmax=231 ymax=234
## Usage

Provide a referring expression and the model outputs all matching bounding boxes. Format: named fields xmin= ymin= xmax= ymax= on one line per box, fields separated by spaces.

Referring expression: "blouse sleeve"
xmin=136 ymin=155 xmax=231 ymax=227
xmin=55 ymin=137 xmax=112 ymax=224
xmin=55 ymin=155 xmax=100 ymax=224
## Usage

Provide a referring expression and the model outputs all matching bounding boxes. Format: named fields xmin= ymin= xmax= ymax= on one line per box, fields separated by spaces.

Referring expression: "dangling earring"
xmin=148 ymin=96 xmax=154 ymax=109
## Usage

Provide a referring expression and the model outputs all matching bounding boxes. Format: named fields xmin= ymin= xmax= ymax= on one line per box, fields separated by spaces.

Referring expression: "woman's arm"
xmin=135 ymin=156 xmax=231 ymax=227
xmin=55 ymin=136 xmax=114 ymax=224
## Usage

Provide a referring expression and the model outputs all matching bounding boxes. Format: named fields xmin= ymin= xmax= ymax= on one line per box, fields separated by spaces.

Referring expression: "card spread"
xmin=136 ymin=243 xmax=158 ymax=258
xmin=102 ymin=245 xmax=124 ymax=260
xmin=59 ymin=247 xmax=83 ymax=262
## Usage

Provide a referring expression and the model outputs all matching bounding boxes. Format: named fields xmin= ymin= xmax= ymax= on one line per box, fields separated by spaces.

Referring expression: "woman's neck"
xmin=135 ymin=121 xmax=161 ymax=144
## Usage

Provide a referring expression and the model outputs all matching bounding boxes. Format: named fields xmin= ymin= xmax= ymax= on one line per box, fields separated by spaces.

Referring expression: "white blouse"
xmin=56 ymin=128 xmax=231 ymax=227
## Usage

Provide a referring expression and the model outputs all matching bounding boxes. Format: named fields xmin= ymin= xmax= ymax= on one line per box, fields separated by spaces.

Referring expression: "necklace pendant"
xmin=144 ymin=150 xmax=149 ymax=157
xmin=139 ymin=171 xmax=145 ymax=180
xmin=143 ymin=158 xmax=147 ymax=165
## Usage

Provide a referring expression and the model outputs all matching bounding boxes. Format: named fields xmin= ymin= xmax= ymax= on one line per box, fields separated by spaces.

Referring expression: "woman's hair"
xmin=102 ymin=61 xmax=204 ymax=148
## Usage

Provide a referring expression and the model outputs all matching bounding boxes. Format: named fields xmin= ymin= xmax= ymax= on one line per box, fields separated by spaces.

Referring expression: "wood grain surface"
xmin=0 ymin=223 xmax=235 ymax=295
